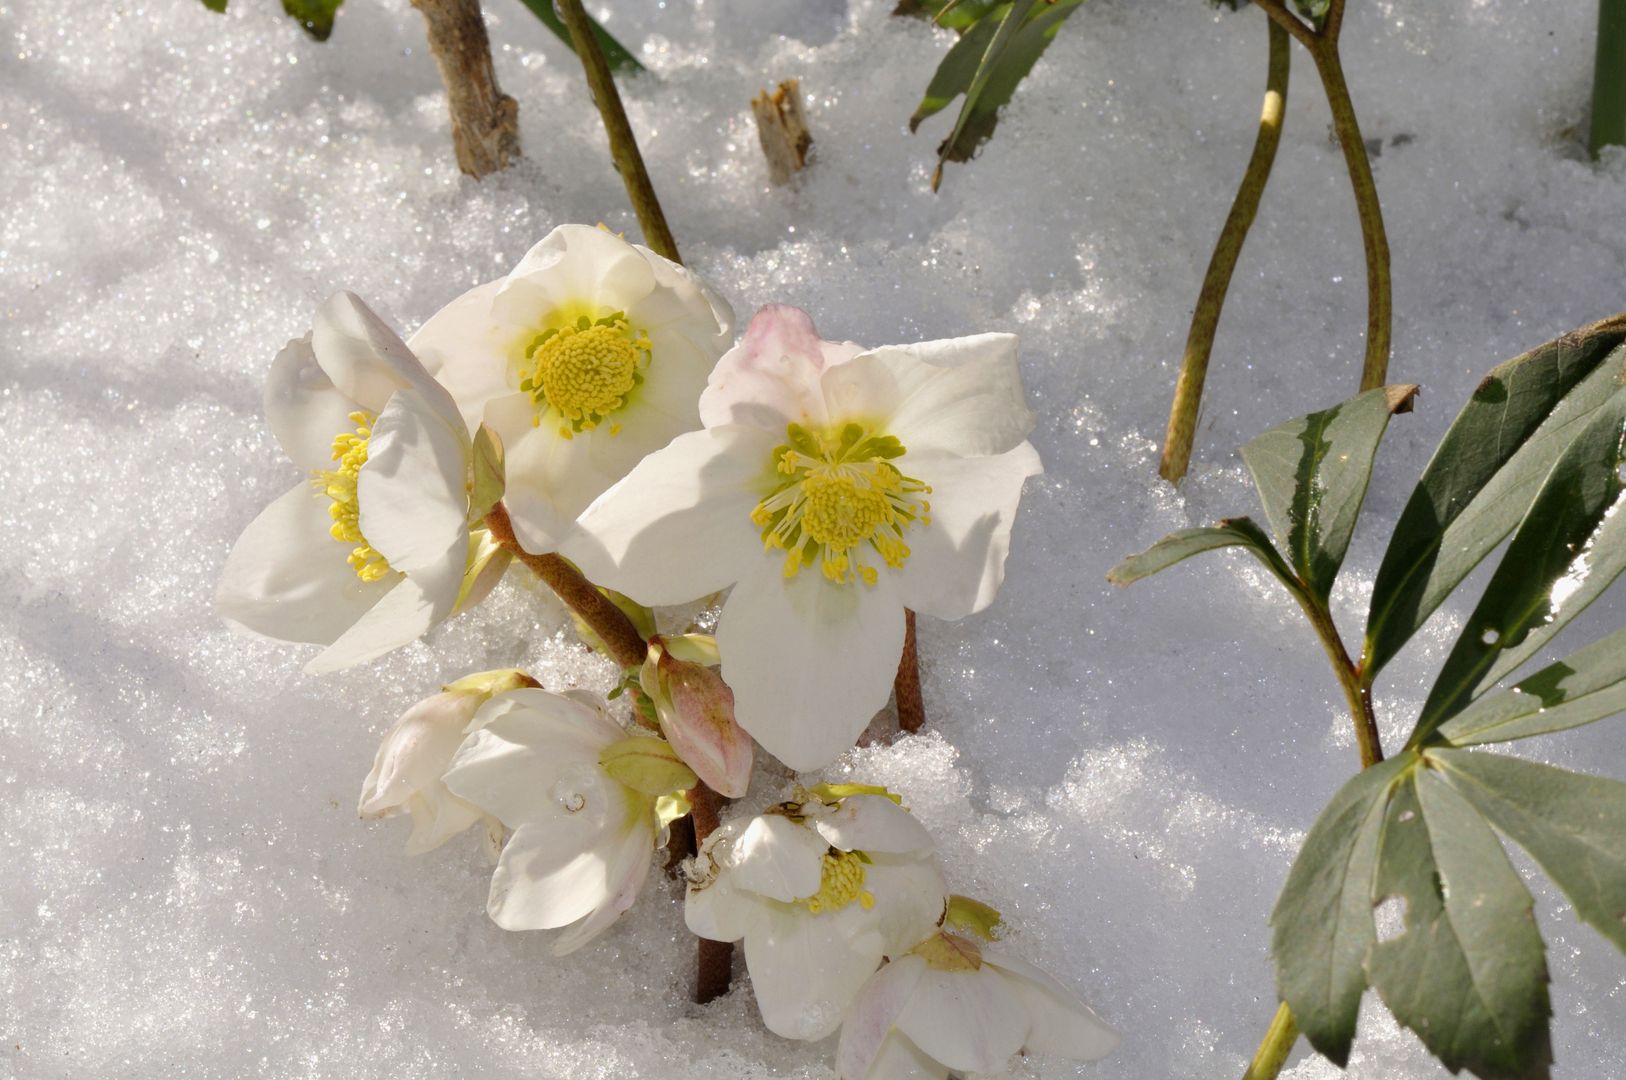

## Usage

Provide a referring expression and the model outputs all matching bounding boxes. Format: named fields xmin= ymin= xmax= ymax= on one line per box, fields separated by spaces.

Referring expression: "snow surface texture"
xmin=2 ymin=0 xmax=1625 ymax=1076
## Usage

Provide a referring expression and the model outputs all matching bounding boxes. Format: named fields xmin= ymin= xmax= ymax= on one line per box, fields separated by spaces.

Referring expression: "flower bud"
xmin=640 ymin=635 xmax=753 ymax=798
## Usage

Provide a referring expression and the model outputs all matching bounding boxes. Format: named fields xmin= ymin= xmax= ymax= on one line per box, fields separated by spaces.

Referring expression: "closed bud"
xmin=640 ymin=635 xmax=753 ymax=798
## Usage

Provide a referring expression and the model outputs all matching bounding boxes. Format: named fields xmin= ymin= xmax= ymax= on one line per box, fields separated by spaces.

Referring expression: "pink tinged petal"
xmin=408 ymin=278 xmax=512 ymax=436
xmin=838 ymin=334 xmax=1033 ymax=458
xmin=312 ymin=292 xmax=462 ymax=429
xmin=658 ymin=658 xmax=753 ymax=798
xmin=717 ymin=563 xmax=905 ymax=772
xmin=357 ymin=388 xmax=470 ymax=581
xmin=894 ymin=443 xmax=1043 ymax=621
xmin=217 ymin=483 xmax=394 ymax=646
xmin=984 ymin=951 xmax=1121 ymax=1062
xmin=569 ymin=426 xmax=777 ymax=607
xmin=895 ymin=966 xmax=1029 ymax=1074
xmin=860 ymin=1032 xmax=947 ymax=1080
xmin=264 ymin=335 xmax=365 ymax=472
xmin=837 ymin=956 xmax=927 ymax=1080
xmin=812 ymin=795 xmax=934 ymax=856
xmin=550 ymin=814 xmax=657 ymax=955
xmin=729 ymin=814 xmax=826 ymax=902
xmin=745 ymin=908 xmax=888 ymax=1041
xmin=699 ymin=304 xmax=862 ymax=431
xmin=304 ymin=572 xmax=449 ymax=674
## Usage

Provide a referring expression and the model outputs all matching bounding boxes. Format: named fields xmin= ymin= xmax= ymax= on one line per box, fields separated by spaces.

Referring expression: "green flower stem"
xmin=1242 ymin=1001 xmax=1299 ymax=1080
xmin=1594 ymin=0 xmax=1626 ymax=156
xmin=1160 ymin=18 xmax=1291 ymax=484
xmin=553 ymin=0 xmax=681 ymax=264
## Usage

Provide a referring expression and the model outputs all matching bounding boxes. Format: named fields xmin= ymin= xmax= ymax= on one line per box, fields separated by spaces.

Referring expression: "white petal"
xmin=859 ymin=1032 xmax=947 ymax=1080
xmin=443 ymin=697 xmax=620 ymax=825
xmin=685 ymin=873 xmax=760 ymax=944
xmin=304 ymin=573 xmax=448 ymax=674
xmin=484 ymin=820 xmax=620 ymax=931
xmin=699 ymin=304 xmax=861 ymax=431
xmin=358 ymin=691 xmax=482 ymax=816
xmin=829 ymin=334 xmax=1032 ymax=458
xmin=484 ymin=393 xmax=604 ymax=553
xmin=218 ymin=483 xmax=393 ymax=646
xmin=729 ymin=815 xmax=827 ymax=902
xmin=894 ymin=443 xmax=1043 ymax=621
xmin=550 ymin=816 xmax=656 ymax=955
xmin=837 ymin=956 xmax=926 ymax=1080
xmin=401 ymin=791 xmax=486 ymax=856
xmin=862 ymin=857 xmax=949 ymax=957
xmin=264 ymin=335 xmax=365 ymax=472
xmin=357 ymin=388 xmax=470 ymax=579
xmin=408 ymin=278 xmax=512 ymax=436
xmin=569 ymin=426 xmax=775 ymax=606
xmin=312 ymin=292 xmax=461 ymax=429
xmin=812 ymin=795 xmax=935 ymax=856
xmin=745 ymin=908 xmax=887 ymax=1041
xmin=985 ymin=951 xmax=1121 ymax=1062
xmin=717 ymin=563 xmax=905 ymax=772
xmin=895 ymin=965 xmax=1028 ymax=1074
xmin=501 ymin=224 xmax=656 ymax=314
xmin=627 ymin=241 xmax=735 ymax=345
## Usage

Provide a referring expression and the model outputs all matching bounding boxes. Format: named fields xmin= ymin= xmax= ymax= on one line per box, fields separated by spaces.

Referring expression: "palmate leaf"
xmin=1363 ymin=315 xmax=1626 ymax=681
xmin=514 ymin=0 xmax=646 ymax=74
xmin=1410 ymin=389 xmax=1626 ymax=743
xmin=907 ymin=0 xmax=1088 ymax=191
xmin=1436 ymin=623 xmax=1626 ymax=746
xmin=1240 ymin=384 xmax=1417 ymax=602
xmin=1105 ymin=517 xmax=1297 ymax=592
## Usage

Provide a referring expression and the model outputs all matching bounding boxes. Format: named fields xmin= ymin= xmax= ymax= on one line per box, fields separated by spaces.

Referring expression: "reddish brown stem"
xmin=689 ymin=783 xmax=734 ymax=1003
xmin=484 ymin=502 xmax=646 ymax=669
xmin=896 ymin=609 xmax=925 ymax=734
xmin=409 ymin=0 xmax=521 ymax=178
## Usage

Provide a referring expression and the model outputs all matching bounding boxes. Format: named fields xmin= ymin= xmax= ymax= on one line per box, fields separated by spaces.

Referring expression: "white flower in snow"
xmin=572 ymin=304 xmax=1042 ymax=770
xmin=443 ymin=687 xmax=689 ymax=954
xmin=685 ymin=788 xmax=947 ymax=1040
xmin=836 ymin=928 xmax=1119 ymax=1079
xmin=409 ymin=224 xmax=734 ymax=554
xmin=217 ymin=291 xmax=508 ymax=673
xmin=358 ymin=669 xmax=537 ymax=855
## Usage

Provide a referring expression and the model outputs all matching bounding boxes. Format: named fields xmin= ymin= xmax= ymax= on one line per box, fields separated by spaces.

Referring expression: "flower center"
xmin=312 ymin=411 xmax=392 ymax=582
xmin=802 ymin=850 xmax=876 ymax=915
xmin=751 ymin=422 xmax=931 ymax=587
xmin=518 ymin=313 xmax=650 ymax=439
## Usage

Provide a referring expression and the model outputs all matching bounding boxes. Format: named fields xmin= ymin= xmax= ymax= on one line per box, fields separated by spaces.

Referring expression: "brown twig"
xmin=895 ymin=609 xmax=926 ymax=734
xmin=409 ymin=0 xmax=521 ymax=178
xmin=689 ymin=782 xmax=734 ymax=1003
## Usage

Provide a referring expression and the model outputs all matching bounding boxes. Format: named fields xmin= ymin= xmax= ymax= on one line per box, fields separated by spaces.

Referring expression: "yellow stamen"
xmin=802 ymin=850 xmax=876 ymax=915
xmin=517 ymin=313 xmax=651 ymax=438
xmin=311 ymin=411 xmax=392 ymax=582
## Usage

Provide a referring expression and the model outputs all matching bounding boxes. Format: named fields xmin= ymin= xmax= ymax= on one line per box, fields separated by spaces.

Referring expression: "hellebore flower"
xmin=574 ymin=304 xmax=1042 ymax=770
xmin=685 ymin=787 xmax=947 ymax=1040
xmin=409 ymin=224 xmax=734 ymax=555
xmin=836 ymin=925 xmax=1119 ymax=1079
xmin=443 ymin=688 xmax=690 ymax=954
xmin=639 ymin=634 xmax=753 ymax=798
xmin=218 ymin=291 xmax=508 ymax=673
xmin=358 ymin=669 xmax=537 ymax=855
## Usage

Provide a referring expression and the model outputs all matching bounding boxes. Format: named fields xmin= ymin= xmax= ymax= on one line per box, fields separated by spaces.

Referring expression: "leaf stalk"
xmin=1594 ymin=0 xmax=1626 ymax=156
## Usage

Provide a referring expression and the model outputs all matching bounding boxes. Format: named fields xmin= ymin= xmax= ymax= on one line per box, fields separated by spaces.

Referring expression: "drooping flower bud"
xmin=639 ymin=634 xmax=753 ymax=798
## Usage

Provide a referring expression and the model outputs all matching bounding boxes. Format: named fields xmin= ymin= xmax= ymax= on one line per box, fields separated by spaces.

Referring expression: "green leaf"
xmin=282 ymin=0 xmax=342 ymax=41
xmin=911 ymin=0 xmax=1088 ymax=191
xmin=893 ymin=0 xmax=1007 ymax=31
xmin=908 ymin=5 xmax=1005 ymax=130
xmin=199 ymin=0 xmax=227 ymax=12
xmin=1364 ymin=315 xmax=1626 ymax=680
xmin=1241 ymin=384 xmax=1418 ymax=601
xmin=1436 ymin=623 xmax=1626 ymax=746
xmin=514 ymin=0 xmax=645 ymax=74
xmin=1434 ymin=751 xmax=1626 ymax=956
xmin=1105 ymin=517 xmax=1296 ymax=591
xmin=1271 ymin=754 xmax=1410 ymax=1065
xmin=1411 ymin=390 xmax=1626 ymax=744
xmin=1367 ymin=768 xmax=1552 ymax=1080
xmin=1292 ymin=0 xmax=1331 ymax=21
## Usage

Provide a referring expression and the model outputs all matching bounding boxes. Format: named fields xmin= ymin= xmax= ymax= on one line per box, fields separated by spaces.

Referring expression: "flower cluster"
xmin=218 ymin=224 xmax=1113 ymax=1076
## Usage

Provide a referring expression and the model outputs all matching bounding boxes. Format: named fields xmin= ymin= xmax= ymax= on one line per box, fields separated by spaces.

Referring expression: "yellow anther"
xmin=311 ymin=411 xmax=392 ymax=582
xmin=519 ymin=313 xmax=650 ymax=436
xmin=801 ymin=850 xmax=876 ymax=915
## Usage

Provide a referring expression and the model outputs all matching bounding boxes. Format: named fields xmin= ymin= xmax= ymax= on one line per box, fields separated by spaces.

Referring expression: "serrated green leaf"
xmin=282 ymin=0 xmax=342 ymax=40
xmin=1436 ymin=623 xmax=1626 ymax=746
xmin=1271 ymin=754 xmax=1410 ymax=1065
xmin=1411 ymin=390 xmax=1626 ymax=744
xmin=1364 ymin=316 xmax=1626 ymax=680
xmin=1368 ymin=768 xmax=1552 ymax=1080
xmin=1434 ymin=751 xmax=1626 ymax=956
xmin=1241 ymin=384 xmax=1417 ymax=601
xmin=514 ymin=0 xmax=645 ymax=74
xmin=1106 ymin=517 xmax=1296 ymax=591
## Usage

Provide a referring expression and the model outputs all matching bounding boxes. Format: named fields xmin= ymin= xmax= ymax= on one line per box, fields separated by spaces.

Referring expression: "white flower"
xmin=685 ymin=789 xmax=947 ymax=1040
xmin=409 ymin=224 xmax=734 ymax=554
xmin=442 ymin=688 xmax=681 ymax=954
xmin=358 ymin=669 xmax=536 ymax=855
xmin=217 ymin=291 xmax=503 ymax=673
xmin=836 ymin=930 xmax=1119 ymax=1079
xmin=573 ymin=304 xmax=1042 ymax=770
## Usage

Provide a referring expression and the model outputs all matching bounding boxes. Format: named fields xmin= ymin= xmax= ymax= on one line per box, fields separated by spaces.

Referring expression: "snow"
xmin=3 ymin=0 xmax=1625 ymax=1076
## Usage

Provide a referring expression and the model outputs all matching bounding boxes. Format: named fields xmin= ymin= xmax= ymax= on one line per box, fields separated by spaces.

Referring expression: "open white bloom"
xmin=410 ymin=224 xmax=734 ymax=554
xmin=358 ymin=669 xmax=536 ymax=856
xmin=443 ymin=688 xmax=682 ymax=954
xmin=573 ymin=304 xmax=1042 ymax=769
xmin=836 ymin=929 xmax=1119 ymax=1079
xmin=218 ymin=291 xmax=505 ymax=673
xmin=686 ymin=788 xmax=947 ymax=1040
